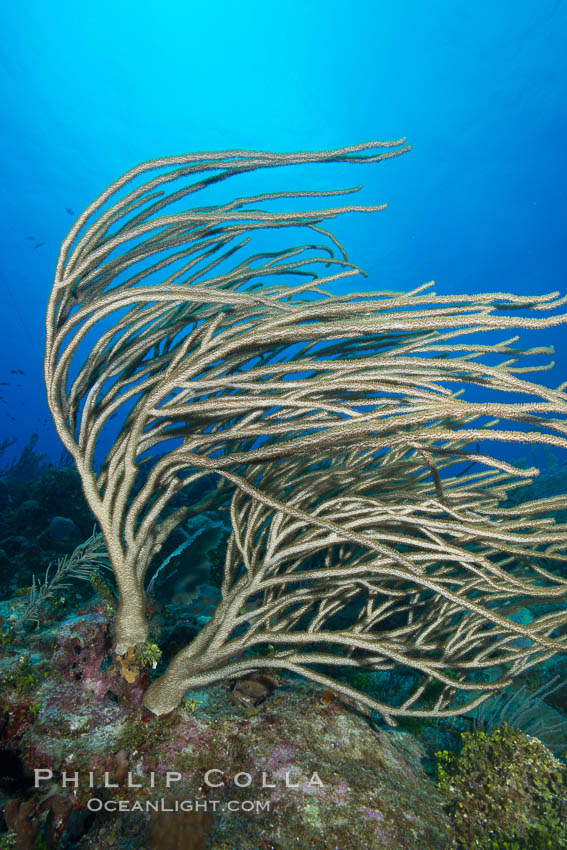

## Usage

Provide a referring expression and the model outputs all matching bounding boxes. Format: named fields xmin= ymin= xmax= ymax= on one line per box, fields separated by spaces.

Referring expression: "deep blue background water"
xmin=0 ymin=0 xmax=566 ymax=463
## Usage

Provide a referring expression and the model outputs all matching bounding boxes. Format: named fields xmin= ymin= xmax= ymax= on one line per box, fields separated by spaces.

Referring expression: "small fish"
xmin=0 ymin=382 xmax=8 ymax=386
xmin=26 ymin=235 xmax=36 ymax=241
xmin=494 ymin=300 xmax=537 ymax=311
xmin=34 ymin=242 xmax=45 ymax=249
xmin=10 ymin=369 xmax=25 ymax=375
xmin=318 ymin=689 xmax=337 ymax=708
xmin=65 ymin=207 xmax=75 ymax=216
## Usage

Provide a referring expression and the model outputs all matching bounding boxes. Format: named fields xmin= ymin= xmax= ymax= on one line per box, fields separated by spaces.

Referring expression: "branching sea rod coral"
xmin=44 ymin=140 xmax=567 ymax=720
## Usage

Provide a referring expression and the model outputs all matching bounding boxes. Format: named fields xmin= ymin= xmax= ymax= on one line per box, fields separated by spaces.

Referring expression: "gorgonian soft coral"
xmin=45 ymin=141 xmax=567 ymax=720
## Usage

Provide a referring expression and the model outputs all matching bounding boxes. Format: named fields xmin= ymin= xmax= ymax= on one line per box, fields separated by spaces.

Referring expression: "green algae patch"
xmin=436 ymin=724 xmax=567 ymax=849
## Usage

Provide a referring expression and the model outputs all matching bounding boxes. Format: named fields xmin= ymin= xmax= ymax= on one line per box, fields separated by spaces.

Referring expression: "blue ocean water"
xmin=0 ymin=0 xmax=565 ymax=463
